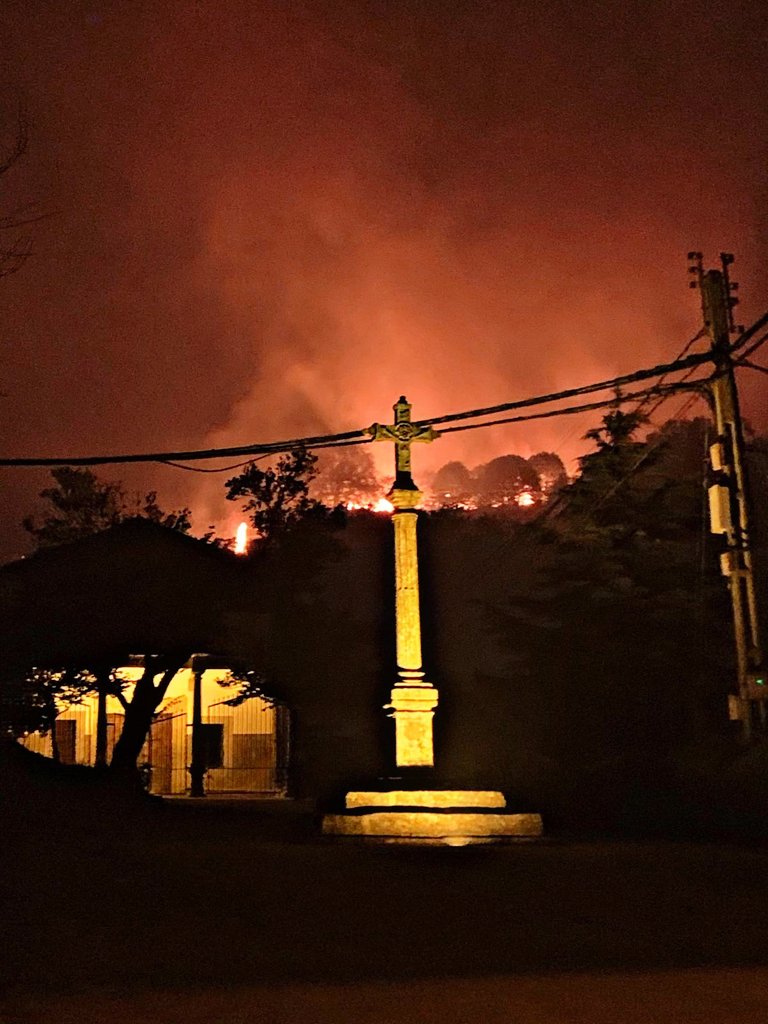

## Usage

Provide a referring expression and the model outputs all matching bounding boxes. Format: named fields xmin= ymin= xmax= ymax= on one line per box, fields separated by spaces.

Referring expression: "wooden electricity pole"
xmin=689 ymin=252 xmax=764 ymax=739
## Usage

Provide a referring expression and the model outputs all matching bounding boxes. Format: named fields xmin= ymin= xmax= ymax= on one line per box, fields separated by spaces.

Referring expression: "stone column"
xmin=386 ymin=487 xmax=438 ymax=767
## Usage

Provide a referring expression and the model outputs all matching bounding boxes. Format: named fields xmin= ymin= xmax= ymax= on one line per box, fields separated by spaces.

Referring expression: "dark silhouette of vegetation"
xmin=528 ymin=451 xmax=568 ymax=495
xmin=108 ymin=654 xmax=189 ymax=776
xmin=311 ymin=447 xmax=381 ymax=506
xmin=3 ymin=520 xmax=254 ymax=781
xmin=5 ymin=412 xmax=768 ymax=832
xmin=432 ymin=460 xmax=474 ymax=504
xmin=474 ymin=454 xmax=540 ymax=506
xmin=23 ymin=466 xmax=192 ymax=549
xmin=558 ymin=406 xmax=654 ymax=531
xmin=1 ymin=666 xmax=94 ymax=758
xmin=15 ymin=471 xmax=193 ymax=774
xmin=431 ymin=453 xmax=565 ymax=509
xmin=225 ymin=446 xmax=329 ymax=542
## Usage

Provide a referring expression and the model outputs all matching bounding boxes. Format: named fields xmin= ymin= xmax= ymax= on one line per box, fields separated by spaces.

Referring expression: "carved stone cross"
xmin=367 ymin=396 xmax=438 ymax=490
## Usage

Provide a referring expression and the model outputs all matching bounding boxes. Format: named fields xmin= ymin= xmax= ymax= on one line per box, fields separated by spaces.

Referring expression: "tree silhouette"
xmin=311 ymin=446 xmax=381 ymax=506
xmin=474 ymin=454 xmax=540 ymax=507
xmin=23 ymin=467 xmax=192 ymax=549
xmin=559 ymin=406 xmax=654 ymax=531
xmin=432 ymin=461 xmax=474 ymax=504
xmin=529 ymin=452 xmax=568 ymax=496
xmin=225 ymin=446 xmax=326 ymax=542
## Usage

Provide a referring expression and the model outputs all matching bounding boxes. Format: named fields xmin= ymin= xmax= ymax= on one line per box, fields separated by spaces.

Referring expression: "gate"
xmin=144 ymin=699 xmax=188 ymax=795
xmin=204 ymin=698 xmax=289 ymax=795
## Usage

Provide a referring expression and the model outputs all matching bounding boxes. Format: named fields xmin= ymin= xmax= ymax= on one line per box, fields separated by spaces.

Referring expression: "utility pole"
xmin=189 ymin=656 xmax=206 ymax=796
xmin=689 ymin=252 xmax=764 ymax=739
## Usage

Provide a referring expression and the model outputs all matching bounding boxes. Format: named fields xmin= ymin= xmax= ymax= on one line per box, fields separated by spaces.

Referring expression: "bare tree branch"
xmin=0 ymin=108 xmax=27 ymax=178
xmin=0 ymin=106 xmax=47 ymax=279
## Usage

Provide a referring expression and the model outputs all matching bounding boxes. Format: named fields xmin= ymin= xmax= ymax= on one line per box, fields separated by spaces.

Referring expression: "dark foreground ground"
xmin=3 ymin=796 xmax=768 ymax=1022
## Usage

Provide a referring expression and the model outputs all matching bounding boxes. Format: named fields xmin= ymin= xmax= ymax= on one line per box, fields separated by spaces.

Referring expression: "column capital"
xmin=390 ymin=487 xmax=423 ymax=509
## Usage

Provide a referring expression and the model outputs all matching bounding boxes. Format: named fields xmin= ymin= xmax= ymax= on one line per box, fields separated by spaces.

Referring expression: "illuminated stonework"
xmin=391 ymin=493 xmax=425 ymax=672
xmin=323 ymin=790 xmax=542 ymax=843
xmin=386 ymin=480 xmax=439 ymax=767
xmin=323 ymin=395 xmax=543 ymax=843
xmin=386 ymin=682 xmax=439 ymax=767
xmin=344 ymin=790 xmax=507 ymax=809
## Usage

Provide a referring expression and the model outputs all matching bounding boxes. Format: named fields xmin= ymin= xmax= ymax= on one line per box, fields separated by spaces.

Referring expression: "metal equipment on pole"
xmin=689 ymin=252 xmax=764 ymax=739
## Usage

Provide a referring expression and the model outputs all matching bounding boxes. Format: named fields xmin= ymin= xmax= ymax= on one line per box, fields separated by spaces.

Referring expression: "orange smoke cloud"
xmin=1 ymin=4 xmax=765 ymax=554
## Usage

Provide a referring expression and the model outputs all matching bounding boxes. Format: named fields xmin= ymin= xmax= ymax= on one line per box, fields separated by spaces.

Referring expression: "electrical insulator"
xmin=708 ymin=483 xmax=732 ymax=535
xmin=709 ymin=442 xmax=726 ymax=472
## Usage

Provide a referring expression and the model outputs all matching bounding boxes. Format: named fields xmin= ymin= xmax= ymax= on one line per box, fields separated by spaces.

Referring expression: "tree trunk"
xmin=49 ymin=714 xmax=60 ymax=763
xmin=109 ymin=683 xmax=156 ymax=777
xmin=109 ymin=659 xmax=185 ymax=778
xmin=94 ymin=671 xmax=109 ymax=768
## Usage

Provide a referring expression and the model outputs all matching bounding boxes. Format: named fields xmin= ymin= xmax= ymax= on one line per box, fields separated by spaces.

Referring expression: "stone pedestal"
xmin=386 ymin=682 xmax=438 ymax=768
xmin=323 ymin=789 xmax=543 ymax=845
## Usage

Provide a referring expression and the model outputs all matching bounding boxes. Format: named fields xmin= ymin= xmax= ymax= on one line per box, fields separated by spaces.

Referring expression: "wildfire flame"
xmin=517 ymin=492 xmax=535 ymax=507
xmin=234 ymin=521 xmax=248 ymax=554
xmin=344 ymin=498 xmax=394 ymax=514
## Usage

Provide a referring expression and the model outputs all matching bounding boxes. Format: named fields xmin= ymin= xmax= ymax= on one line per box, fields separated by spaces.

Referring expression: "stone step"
xmin=345 ymin=789 xmax=508 ymax=809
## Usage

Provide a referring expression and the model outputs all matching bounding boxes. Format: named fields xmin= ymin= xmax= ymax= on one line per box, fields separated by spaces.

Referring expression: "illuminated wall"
xmin=20 ymin=666 xmax=286 ymax=797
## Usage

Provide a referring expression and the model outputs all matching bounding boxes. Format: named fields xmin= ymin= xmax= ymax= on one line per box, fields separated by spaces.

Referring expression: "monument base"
xmin=322 ymin=789 xmax=543 ymax=845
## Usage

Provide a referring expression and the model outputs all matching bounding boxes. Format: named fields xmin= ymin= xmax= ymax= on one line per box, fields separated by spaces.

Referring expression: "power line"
xmin=0 ymin=428 xmax=370 ymax=469
xmin=730 ymin=310 xmax=768 ymax=356
xmin=582 ymin=390 xmax=703 ymax=517
xmin=159 ymin=454 xmax=273 ymax=474
xmin=438 ymin=375 xmax=713 ymax=436
xmin=414 ymin=348 xmax=717 ymax=431
xmin=159 ymin=437 xmax=373 ymax=473
xmin=0 ymin=354 xmax=717 ymax=469
xmin=1 ymin=313 xmax=765 ymax=471
xmin=558 ymin=320 xmax=768 ymax=520
xmin=734 ymin=331 xmax=768 ymax=365
xmin=633 ymin=329 xmax=707 ymax=418
xmin=739 ymin=359 xmax=768 ymax=376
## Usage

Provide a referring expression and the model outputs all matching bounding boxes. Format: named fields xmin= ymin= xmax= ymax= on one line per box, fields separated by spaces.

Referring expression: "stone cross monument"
xmin=323 ymin=395 xmax=543 ymax=843
xmin=368 ymin=397 xmax=439 ymax=767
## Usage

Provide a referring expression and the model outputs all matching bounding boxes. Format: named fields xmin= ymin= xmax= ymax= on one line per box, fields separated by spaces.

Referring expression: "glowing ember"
xmin=234 ymin=521 xmax=248 ymax=554
xmin=517 ymin=492 xmax=535 ymax=507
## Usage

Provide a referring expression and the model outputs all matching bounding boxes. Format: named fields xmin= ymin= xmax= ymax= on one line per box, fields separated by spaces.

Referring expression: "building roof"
xmin=0 ymin=519 xmax=265 ymax=670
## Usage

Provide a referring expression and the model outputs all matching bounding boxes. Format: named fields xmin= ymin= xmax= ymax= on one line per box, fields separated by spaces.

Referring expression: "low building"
xmin=1 ymin=519 xmax=289 ymax=798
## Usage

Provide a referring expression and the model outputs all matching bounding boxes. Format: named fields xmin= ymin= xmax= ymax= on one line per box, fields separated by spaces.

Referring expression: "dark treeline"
xmin=258 ymin=414 xmax=768 ymax=834
xmin=3 ymin=413 xmax=768 ymax=837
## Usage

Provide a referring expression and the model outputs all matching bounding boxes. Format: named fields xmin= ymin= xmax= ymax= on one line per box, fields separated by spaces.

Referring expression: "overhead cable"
xmin=0 ymin=428 xmax=370 ymax=468
xmin=413 ymin=349 xmax=716 ymax=431
xmin=1 ymin=311 xmax=765 ymax=470
xmin=0 ymin=352 xmax=718 ymax=468
xmin=739 ymin=359 xmax=768 ymax=377
xmin=437 ymin=376 xmax=714 ymax=436
xmin=159 ymin=437 xmax=373 ymax=473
